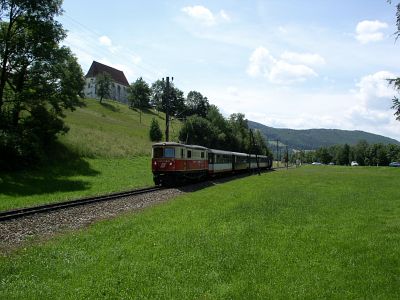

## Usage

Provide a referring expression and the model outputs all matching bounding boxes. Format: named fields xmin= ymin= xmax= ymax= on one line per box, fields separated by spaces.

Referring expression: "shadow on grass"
xmin=100 ymin=101 xmax=120 ymax=112
xmin=0 ymin=143 xmax=100 ymax=197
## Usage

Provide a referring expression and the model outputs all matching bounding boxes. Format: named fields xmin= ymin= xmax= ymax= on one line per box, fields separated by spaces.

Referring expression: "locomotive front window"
xmin=153 ymin=147 xmax=164 ymax=158
xmin=164 ymin=148 xmax=175 ymax=158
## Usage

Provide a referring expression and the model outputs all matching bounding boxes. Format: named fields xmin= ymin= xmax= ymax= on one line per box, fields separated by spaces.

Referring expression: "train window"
xmin=181 ymin=149 xmax=184 ymax=158
xmin=153 ymin=147 xmax=163 ymax=158
xmin=187 ymin=150 xmax=192 ymax=158
xmin=164 ymin=148 xmax=175 ymax=158
xmin=201 ymin=152 xmax=204 ymax=159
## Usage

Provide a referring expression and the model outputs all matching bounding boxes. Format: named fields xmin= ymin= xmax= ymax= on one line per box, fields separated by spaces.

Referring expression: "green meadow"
xmin=0 ymin=99 xmax=181 ymax=211
xmin=1 ymin=166 xmax=399 ymax=299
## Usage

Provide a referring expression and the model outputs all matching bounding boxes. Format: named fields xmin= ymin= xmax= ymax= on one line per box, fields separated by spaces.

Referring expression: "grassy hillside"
xmin=248 ymin=120 xmax=400 ymax=150
xmin=2 ymin=166 xmax=399 ymax=298
xmin=60 ymin=99 xmax=181 ymax=157
xmin=0 ymin=98 xmax=182 ymax=211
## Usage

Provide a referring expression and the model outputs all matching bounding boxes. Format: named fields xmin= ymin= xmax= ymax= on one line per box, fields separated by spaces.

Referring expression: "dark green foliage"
xmin=185 ymin=90 xmax=210 ymax=118
xmin=150 ymin=79 xmax=185 ymax=117
xmin=301 ymin=140 xmax=400 ymax=165
xmin=0 ymin=0 xmax=85 ymax=168
xmin=179 ymin=115 xmax=217 ymax=147
xmin=387 ymin=78 xmax=400 ymax=121
xmin=387 ymin=2 xmax=400 ymax=119
xmin=149 ymin=118 xmax=162 ymax=142
xmin=179 ymin=107 xmax=271 ymax=155
xmin=95 ymin=72 xmax=112 ymax=103
xmin=128 ymin=77 xmax=151 ymax=110
xmin=315 ymin=147 xmax=332 ymax=164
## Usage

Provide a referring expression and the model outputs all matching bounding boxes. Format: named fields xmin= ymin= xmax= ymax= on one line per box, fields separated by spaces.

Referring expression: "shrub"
xmin=149 ymin=118 xmax=163 ymax=142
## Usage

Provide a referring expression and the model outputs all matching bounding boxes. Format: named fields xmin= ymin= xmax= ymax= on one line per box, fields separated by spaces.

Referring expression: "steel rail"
xmin=0 ymin=186 xmax=162 ymax=222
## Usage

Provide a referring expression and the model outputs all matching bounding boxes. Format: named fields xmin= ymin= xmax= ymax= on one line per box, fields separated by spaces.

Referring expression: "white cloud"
xmin=99 ymin=35 xmax=112 ymax=47
xmin=246 ymin=47 xmax=322 ymax=83
xmin=269 ymin=60 xmax=317 ymax=83
xmin=181 ymin=5 xmax=230 ymax=26
xmin=355 ymin=20 xmax=388 ymax=44
xmin=219 ymin=10 xmax=231 ymax=22
xmin=356 ymin=70 xmax=396 ymax=110
xmin=246 ymin=46 xmax=274 ymax=77
xmin=280 ymin=51 xmax=326 ymax=66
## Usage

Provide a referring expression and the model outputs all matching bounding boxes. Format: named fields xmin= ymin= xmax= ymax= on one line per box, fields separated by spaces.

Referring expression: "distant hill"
xmin=248 ymin=120 xmax=400 ymax=150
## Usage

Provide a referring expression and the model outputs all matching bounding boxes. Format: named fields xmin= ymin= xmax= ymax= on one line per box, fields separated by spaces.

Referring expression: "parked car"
xmin=389 ymin=161 xmax=400 ymax=167
xmin=312 ymin=162 xmax=323 ymax=165
xmin=351 ymin=161 xmax=359 ymax=166
xmin=328 ymin=162 xmax=335 ymax=165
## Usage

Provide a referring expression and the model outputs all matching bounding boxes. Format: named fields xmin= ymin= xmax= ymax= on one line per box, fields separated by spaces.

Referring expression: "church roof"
xmin=85 ymin=61 xmax=129 ymax=86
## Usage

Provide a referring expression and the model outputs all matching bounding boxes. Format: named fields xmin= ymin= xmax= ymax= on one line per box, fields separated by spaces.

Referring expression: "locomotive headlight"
xmin=169 ymin=162 xmax=173 ymax=166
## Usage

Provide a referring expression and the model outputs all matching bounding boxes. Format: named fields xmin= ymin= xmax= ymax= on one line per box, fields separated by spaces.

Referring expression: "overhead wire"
xmin=58 ymin=13 xmax=163 ymax=82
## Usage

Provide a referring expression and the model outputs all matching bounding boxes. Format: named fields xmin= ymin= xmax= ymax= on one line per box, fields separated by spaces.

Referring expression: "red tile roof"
xmin=85 ymin=61 xmax=129 ymax=86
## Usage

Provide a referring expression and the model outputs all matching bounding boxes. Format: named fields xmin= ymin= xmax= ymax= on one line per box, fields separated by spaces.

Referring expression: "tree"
xmin=178 ymin=115 xmax=217 ymax=147
xmin=337 ymin=144 xmax=350 ymax=165
xmin=387 ymin=1 xmax=400 ymax=119
xmin=229 ymin=113 xmax=250 ymax=152
xmin=0 ymin=0 xmax=85 ymax=167
xmin=96 ymin=72 xmax=112 ymax=103
xmin=128 ymin=77 xmax=151 ymax=109
xmin=150 ymin=79 xmax=186 ymax=117
xmin=353 ymin=140 xmax=369 ymax=165
xmin=149 ymin=118 xmax=162 ymax=142
xmin=128 ymin=77 xmax=151 ymax=123
xmin=185 ymin=90 xmax=210 ymax=117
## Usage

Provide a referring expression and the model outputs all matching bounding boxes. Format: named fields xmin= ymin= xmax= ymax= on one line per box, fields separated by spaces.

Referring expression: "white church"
xmin=84 ymin=61 xmax=130 ymax=103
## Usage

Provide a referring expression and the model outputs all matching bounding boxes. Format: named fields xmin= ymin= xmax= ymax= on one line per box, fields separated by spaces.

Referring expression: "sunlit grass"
xmin=1 ymin=166 xmax=399 ymax=298
xmin=0 ymin=99 xmax=183 ymax=210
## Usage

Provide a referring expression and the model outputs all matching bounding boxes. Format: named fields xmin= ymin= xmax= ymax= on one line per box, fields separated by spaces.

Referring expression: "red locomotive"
xmin=152 ymin=142 xmax=272 ymax=186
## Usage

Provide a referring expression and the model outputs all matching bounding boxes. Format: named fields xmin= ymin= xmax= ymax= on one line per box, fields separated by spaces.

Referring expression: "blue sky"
xmin=59 ymin=0 xmax=400 ymax=141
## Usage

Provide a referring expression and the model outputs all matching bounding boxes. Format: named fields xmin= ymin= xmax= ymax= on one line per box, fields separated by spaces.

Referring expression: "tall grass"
xmin=0 ymin=99 xmax=180 ymax=210
xmin=60 ymin=99 xmax=181 ymax=158
xmin=1 ymin=166 xmax=399 ymax=298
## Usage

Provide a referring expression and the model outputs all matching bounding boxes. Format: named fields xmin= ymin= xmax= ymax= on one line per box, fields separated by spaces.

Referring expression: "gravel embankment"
xmin=0 ymin=188 xmax=185 ymax=252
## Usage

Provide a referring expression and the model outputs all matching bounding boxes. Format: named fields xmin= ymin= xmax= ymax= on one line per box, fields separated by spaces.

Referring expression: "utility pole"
xmin=164 ymin=77 xmax=172 ymax=142
xmin=276 ymin=139 xmax=279 ymax=168
xmin=249 ymin=129 xmax=260 ymax=175
xmin=286 ymin=146 xmax=289 ymax=170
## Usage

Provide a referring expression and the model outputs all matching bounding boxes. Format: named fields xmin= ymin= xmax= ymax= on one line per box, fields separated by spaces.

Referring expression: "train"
xmin=152 ymin=142 xmax=273 ymax=186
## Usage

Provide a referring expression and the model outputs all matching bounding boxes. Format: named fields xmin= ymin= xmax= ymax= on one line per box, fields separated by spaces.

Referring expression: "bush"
xmin=149 ymin=118 xmax=163 ymax=142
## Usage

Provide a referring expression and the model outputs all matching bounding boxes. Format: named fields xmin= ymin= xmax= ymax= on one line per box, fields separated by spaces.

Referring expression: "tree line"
xmin=292 ymin=141 xmax=400 ymax=166
xmin=127 ymin=77 xmax=271 ymax=155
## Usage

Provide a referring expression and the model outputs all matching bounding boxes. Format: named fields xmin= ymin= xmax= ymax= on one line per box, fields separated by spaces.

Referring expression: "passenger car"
xmin=351 ymin=161 xmax=359 ymax=166
xmin=152 ymin=142 xmax=272 ymax=186
xmin=389 ymin=161 xmax=400 ymax=167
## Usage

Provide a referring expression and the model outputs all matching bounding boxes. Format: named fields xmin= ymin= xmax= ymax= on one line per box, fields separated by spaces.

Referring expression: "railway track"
xmin=0 ymin=167 xmax=290 ymax=223
xmin=0 ymin=186 xmax=162 ymax=222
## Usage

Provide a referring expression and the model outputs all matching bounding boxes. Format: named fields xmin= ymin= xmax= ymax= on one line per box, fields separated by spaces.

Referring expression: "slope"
xmin=248 ymin=120 xmax=400 ymax=150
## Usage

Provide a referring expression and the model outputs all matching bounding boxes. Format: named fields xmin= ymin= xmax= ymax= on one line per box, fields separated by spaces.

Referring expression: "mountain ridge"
xmin=248 ymin=120 xmax=400 ymax=150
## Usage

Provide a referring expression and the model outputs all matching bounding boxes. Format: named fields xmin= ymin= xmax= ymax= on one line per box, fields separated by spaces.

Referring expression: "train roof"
xmin=152 ymin=142 xmax=207 ymax=150
xmin=208 ymin=149 xmax=251 ymax=157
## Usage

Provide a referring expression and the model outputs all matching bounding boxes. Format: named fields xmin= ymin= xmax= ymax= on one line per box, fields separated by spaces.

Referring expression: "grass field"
xmin=0 ymin=98 xmax=181 ymax=211
xmin=1 ymin=166 xmax=399 ymax=298
xmin=0 ymin=156 xmax=153 ymax=211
